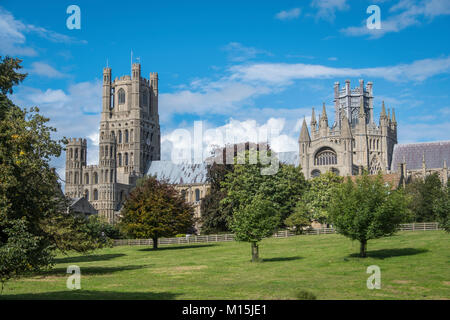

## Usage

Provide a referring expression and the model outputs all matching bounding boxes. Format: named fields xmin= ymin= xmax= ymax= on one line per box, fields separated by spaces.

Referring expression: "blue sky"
xmin=1 ymin=0 xmax=450 ymax=178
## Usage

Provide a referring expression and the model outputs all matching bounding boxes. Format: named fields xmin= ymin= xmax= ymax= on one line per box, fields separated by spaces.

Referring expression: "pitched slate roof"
xmin=146 ymin=161 xmax=208 ymax=185
xmin=70 ymin=197 xmax=98 ymax=215
xmin=147 ymin=151 xmax=300 ymax=185
xmin=391 ymin=141 xmax=450 ymax=172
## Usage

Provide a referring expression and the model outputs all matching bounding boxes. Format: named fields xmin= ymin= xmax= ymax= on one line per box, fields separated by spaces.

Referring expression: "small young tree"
xmin=284 ymin=202 xmax=311 ymax=234
xmin=230 ymin=195 xmax=280 ymax=262
xmin=329 ymin=173 xmax=409 ymax=257
xmin=119 ymin=176 xmax=195 ymax=249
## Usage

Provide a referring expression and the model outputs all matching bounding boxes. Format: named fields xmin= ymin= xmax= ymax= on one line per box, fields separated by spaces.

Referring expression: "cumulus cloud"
xmin=161 ymin=118 xmax=300 ymax=163
xmin=275 ymin=8 xmax=301 ymax=20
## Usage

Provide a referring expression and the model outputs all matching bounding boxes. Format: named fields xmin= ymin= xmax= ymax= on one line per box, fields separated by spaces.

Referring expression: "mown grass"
xmin=1 ymin=231 xmax=449 ymax=300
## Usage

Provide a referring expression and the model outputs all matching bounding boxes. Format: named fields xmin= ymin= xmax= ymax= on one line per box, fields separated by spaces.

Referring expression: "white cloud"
xmin=0 ymin=6 xmax=86 ymax=57
xmin=11 ymin=80 xmax=102 ymax=181
xmin=341 ymin=0 xmax=450 ymax=38
xmin=0 ymin=7 xmax=37 ymax=56
xmin=26 ymin=62 xmax=67 ymax=78
xmin=161 ymin=117 xmax=300 ymax=162
xmin=229 ymin=56 xmax=450 ymax=84
xmin=275 ymin=8 xmax=301 ymax=20
xmin=311 ymin=0 xmax=349 ymax=22
xmin=159 ymin=80 xmax=272 ymax=120
xmin=159 ymin=56 xmax=450 ymax=124
xmin=399 ymin=121 xmax=450 ymax=143
xmin=222 ymin=42 xmax=272 ymax=62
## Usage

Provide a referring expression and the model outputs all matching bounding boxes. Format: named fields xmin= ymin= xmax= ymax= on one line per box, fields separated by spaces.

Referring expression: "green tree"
xmin=329 ymin=173 xmax=409 ymax=257
xmin=230 ymin=195 xmax=280 ymax=262
xmin=0 ymin=56 xmax=104 ymax=287
xmin=220 ymin=150 xmax=307 ymax=225
xmin=285 ymin=202 xmax=311 ymax=234
xmin=405 ymin=173 xmax=443 ymax=222
xmin=119 ymin=176 xmax=195 ymax=249
xmin=303 ymin=171 xmax=343 ymax=225
xmin=200 ymin=162 xmax=233 ymax=234
xmin=433 ymin=182 xmax=450 ymax=232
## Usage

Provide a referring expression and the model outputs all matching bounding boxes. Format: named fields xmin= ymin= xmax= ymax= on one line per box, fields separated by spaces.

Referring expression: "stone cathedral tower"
xmin=299 ymin=79 xmax=397 ymax=179
xmin=65 ymin=62 xmax=161 ymax=223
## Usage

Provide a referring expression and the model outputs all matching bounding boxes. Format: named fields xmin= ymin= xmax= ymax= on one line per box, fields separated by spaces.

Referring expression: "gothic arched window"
xmin=125 ymin=129 xmax=129 ymax=143
xmin=118 ymin=130 xmax=122 ymax=143
xmin=84 ymin=189 xmax=89 ymax=201
xmin=118 ymin=153 xmax=122 ymax=166
xmin=331 ymin=168 xmax=340 ymax=176
xmin=314 ymin=147 xmax=337 ymax=166
xmin=118 ymin=88 xmax=125 ymax=104
xmin=94 ymin=172 xmax=98 ymax=184
xmin=93 ymin=189 xmax=98 ymax=200
xmin=85 ymin=173 xmax=89 ymax=184
xmin=125 ymin=153 xmax=128 ymax=166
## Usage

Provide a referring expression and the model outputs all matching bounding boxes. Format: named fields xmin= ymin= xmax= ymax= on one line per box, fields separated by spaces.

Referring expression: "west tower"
xmin=65 ymin=62 xmax=161 ymax=223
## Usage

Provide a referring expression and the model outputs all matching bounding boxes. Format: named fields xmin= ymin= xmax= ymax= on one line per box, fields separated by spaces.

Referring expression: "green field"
xmin=1 ymin=230 xmax=449 ymax=300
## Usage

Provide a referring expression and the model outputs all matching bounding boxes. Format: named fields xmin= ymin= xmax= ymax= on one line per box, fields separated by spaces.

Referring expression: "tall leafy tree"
xmin=303 ymin=172 xmax=343 ymax=225
xmin=200 ymin=162 xmax=233 ymax=234
xmin=119 ymin=176 xmax=195 ymax=249
xmin=405 ymin=173 xmax=443 ymax=222
xmin=329 ymin=173 xmax=409 ymax=257
xmin=0 ymin=56 xmax=102 ymax=287
xmin=221 ymin=150 xmax=307 ymax=225
xmin=201 ymin=143 xmax=273 ymax=234
xmin=433 ymin=181 xmax=450 ymax=232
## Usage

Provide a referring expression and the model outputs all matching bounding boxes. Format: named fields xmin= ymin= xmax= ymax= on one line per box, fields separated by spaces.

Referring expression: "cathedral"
xmin=64 ymin=63 xmax=161 ymax=223
xmin=299 ymin=80 xmax=398 ymax=179
xmin=64 ymin=67 xmax=449 ymax=227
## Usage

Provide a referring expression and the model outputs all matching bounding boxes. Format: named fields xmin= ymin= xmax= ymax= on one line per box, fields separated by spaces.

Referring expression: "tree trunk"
xmin=153 ymin=237 xmax=158 ymax=249
xmin=360 ymin=240 xmax=367 ymax=258
xmin=251 ymin=242 xmax=259 ymax=262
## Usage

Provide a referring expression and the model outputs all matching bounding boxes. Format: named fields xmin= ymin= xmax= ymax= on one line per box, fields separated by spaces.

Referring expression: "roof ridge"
xmin=395 ymin=140 xmax=450 ymax=148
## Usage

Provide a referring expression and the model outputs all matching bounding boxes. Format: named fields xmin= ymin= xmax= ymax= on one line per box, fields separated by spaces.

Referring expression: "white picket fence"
xmin=113 ymin=222 xmax=440 ymax=247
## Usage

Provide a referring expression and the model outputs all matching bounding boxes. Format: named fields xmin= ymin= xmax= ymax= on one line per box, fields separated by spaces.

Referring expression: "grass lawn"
xmin=1 ymin=230 xmax=449 ymax=300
